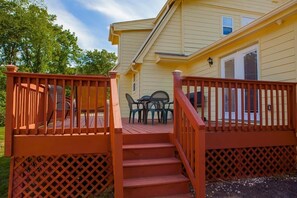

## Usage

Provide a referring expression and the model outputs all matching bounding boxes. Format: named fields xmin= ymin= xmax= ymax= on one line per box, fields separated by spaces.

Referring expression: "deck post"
xmin=172 ymin=70 xmax=182 ymax=141
xmin=5 ymin=65 xmax=18 ymax=157
xmin=294 ymin=84 xmax=297 ymax=137
xmin=109 ymin=71 xmax=124 ymax=198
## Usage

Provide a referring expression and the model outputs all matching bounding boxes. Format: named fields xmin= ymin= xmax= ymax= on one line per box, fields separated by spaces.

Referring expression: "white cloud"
xmin=44 ymin=0 xmax=167 ymax=51
xmin=77 ymin=0 xmax=167 ymax=22
xmin=45 ymin=0 xmax=99 ymax=50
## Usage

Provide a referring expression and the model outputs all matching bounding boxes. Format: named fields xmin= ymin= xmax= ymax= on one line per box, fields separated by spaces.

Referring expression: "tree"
xmin=48 ymin=27 xmax=81 ymax=74
xmin=0 ymin=66 xmax=6 ymax=126
xmin=0 ymin=0 xmax=81 ymax=73
xmin=77 ymin=49 xmax=117 ymax=75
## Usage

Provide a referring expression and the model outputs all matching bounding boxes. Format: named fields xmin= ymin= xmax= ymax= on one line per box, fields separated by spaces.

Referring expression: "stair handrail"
xmin=109 ymin=71 xmax=124 ymax=198
xmin=173 ymin=70 xmax=206 ymax=198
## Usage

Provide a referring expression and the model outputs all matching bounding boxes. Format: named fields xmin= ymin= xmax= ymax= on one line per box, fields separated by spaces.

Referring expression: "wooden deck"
xmin=122 ymin=118 xmax=173 ymax=134
xmin=45 ymin=115 xmax=173 ymax=134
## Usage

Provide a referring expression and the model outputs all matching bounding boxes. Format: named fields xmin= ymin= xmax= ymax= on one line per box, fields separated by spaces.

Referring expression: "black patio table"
xmin=137 ymin=96 xmax=150 ymax=124
xmin=137 ymin=96 xmax=166 ymax=124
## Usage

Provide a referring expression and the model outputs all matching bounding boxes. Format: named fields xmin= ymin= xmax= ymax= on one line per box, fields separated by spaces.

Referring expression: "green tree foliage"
xmin=48 ymin=28 xmax=81 ymax=74
xmin=77 ymin=49 xmax=117 ymax=75
xmin=0 ymin=67 xmax=6 ymax=126
xmin=0 ymin=0 xmax=81 ymax=73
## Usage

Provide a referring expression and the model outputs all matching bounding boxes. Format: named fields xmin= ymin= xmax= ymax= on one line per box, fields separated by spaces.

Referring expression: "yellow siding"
xmin=198 ymin=0 xmax=281 ymax=14
xmin=260 ymin=21 xmax=296 ymax=82
xmin=140 ymin=62 xmax=175 ymax=100
xmin=118 ymin=31 xmax=151 ymax=73
xmin=118 ymin=75 xmax=132 ymax=118
xmin=182 ymin=0 xmax=277 ymax=54
xmin=140 ymin=6 xmax=183 ymax=100
xmin=186 ymin=14 xmax=297 ymax=82
xmin=117 ymin=31 xmax=151 ymax=117
xmin=145 ymin=6 xmax=183 ymax=61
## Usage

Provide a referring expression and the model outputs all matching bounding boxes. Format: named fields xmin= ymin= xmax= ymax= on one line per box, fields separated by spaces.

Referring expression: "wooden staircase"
xmin=123 ymin=133 xmax=193 ymax=198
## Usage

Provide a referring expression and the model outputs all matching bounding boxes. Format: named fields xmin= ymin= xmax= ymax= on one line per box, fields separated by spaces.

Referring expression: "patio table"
xmin=137 ymin=96 xmax=167 ymax=124
xmin=137 ymin=96 xmax=151 ymax=124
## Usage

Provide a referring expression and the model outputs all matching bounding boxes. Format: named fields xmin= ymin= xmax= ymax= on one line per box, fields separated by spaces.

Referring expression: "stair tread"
xmin=124 ymin=174 xmax=189 ymax=188
xmin=123 ymin=143 xmax=174 ymax=149
xmin=123 ymin=158 xmax=180 ymax=167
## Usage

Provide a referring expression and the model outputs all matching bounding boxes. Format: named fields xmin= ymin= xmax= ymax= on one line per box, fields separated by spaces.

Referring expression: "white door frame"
xmin=221 ymin=44 xmax=260 ymax=121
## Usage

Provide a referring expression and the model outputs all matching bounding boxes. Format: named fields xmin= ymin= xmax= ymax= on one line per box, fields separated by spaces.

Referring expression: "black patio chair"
xmin=189 ymin=91 xmax=203 ymax=108
xmin=146 ymin=90 xmax=173 ymax=124
xmin=125 ymin=93 xmax=143 ymax=123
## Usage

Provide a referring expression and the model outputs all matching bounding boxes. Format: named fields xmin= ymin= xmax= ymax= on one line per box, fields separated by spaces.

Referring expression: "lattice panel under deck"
xmin=12 ymin=154 xmax=113 ymax=197
xmin=206 ymin=146 xmax=297 ymax=181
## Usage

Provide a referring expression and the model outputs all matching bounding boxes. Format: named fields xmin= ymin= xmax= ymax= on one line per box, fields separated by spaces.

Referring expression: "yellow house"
xmin=109 ymin=0 xmax=289 ymax=117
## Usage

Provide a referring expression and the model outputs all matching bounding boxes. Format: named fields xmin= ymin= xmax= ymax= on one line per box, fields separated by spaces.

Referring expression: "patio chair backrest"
xmin=149 ymin=91 xmax=169 ymax=109
xmin=125 ymin=93 xmax=136 ymax=110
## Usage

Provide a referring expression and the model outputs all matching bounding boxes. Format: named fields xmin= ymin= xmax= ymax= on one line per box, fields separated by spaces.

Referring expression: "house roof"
xmin=156 ymin=0 xmax=297 ymax=64
xmin=109 ymin=18 xmax=155 ymax=45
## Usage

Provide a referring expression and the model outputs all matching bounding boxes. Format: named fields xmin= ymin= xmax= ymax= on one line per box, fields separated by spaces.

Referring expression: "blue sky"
xmin=44 ymin=0 xmax=167 ymax=53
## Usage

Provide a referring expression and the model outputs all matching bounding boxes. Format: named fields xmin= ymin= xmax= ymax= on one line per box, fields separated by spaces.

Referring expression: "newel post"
xmin=295 ymin=84 xmax=297 ymax=137
xmin=109 ymin=71 xmax=124 ymax=198
xmin=172 ymin=70 xmax=182 ymax=141
xmin=173 ymin=70 xmax=182 ymax=91
xmin=5 ymin=65 xmax=18 ymax=157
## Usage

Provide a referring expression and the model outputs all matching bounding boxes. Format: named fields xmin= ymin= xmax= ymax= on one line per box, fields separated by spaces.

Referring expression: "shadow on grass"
xmin=0 ymin=156 xmax=10 ymax=197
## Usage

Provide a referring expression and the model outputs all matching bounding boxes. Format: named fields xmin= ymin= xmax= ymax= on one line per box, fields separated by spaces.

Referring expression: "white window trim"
xmin=222 ymin=16 xmax=233 ymax=36
xmin=221 ymin=44 xmax=259 ymax=80
xmin=132 ymin=73 xmax=136 ymax=93
xmin=221 ymin=44 xmax=260 ymax=121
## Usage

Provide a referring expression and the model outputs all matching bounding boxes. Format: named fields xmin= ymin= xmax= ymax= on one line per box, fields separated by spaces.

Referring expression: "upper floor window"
xmin=241 ymin=17 xmax=255 ymax=26
xmin=222 ymin=16 xmax=233 ymax=35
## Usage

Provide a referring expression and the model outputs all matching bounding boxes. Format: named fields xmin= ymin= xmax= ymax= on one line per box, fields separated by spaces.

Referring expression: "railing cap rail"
xmin=182 ymin=76 xmax=297 ymax=86
xmin=5 ymin=71 xmax=111 ymax=81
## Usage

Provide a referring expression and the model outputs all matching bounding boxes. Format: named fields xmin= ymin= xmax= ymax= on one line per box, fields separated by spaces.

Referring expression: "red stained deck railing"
xmin=4 ymin=66 xmax=120 ymax=156
xmin=173 ymin=71 xmax=297 ymax=198
xmin=5 ymin=66 xmax=124 ymax=197
xmin=182 ymin=76 xmax=296 ymax=132
xmin=6 ymin=71 xmax=110 ymax=139
xmin=173 ymin=71 xmax=206 ymax=198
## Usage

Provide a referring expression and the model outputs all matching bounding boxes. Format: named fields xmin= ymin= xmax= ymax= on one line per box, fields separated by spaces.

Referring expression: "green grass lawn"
xmin=0 ymin=127 xmax=10 ymax=197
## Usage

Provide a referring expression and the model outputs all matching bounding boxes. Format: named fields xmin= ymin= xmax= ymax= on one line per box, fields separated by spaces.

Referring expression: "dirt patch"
xmin=206 ymin=175 xmax=297 ymax=198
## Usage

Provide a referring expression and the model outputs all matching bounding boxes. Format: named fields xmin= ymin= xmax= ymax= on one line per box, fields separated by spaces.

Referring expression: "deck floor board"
xmin=44 ymin=114 xmax=173 ymax=134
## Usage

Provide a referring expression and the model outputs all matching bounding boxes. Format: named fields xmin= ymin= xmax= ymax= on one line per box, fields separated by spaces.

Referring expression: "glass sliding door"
xmin=221 ymin=45 xmax=259 ymax=121
xmin=242 ymin=48 xmax=259 ymax=120
xmin=222 ymin=56 xmax=238 ymax=120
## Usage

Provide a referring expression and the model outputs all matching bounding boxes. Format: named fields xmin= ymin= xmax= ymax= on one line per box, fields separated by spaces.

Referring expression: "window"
xmin=132 ymin=73 xmax=136 ymax=92
xmin=222 ymin=16 xmax=233 ymax=35
xmin=241 ymin=17 xmax=255 ymax=26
